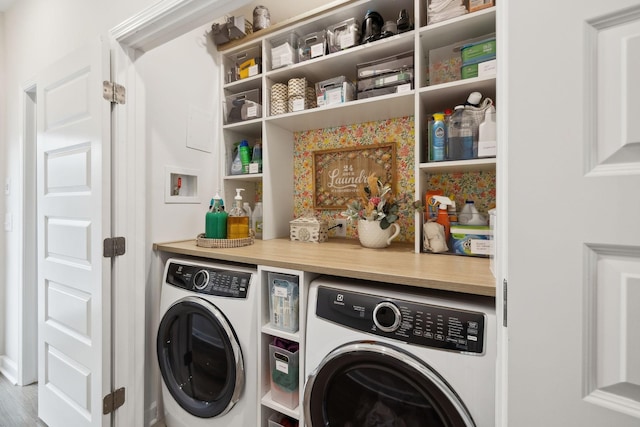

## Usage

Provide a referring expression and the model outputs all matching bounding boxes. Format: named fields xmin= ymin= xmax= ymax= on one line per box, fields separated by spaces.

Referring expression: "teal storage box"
xmin=461 ymin=37 xmax=496 ymax=66
xmin=461 ymin=59 xmax=497 ymax=79
xmin=450 ymin=225 xmax=493 ymax=257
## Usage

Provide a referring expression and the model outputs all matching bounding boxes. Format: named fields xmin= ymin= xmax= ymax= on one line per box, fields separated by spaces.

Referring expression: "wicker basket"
xmin=196 ymin=231 xmax=254 ymax=248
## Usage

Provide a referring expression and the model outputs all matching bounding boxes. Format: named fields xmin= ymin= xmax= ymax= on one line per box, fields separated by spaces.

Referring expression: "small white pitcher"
xmin=357 ymin=220 xmax=400 ymax=249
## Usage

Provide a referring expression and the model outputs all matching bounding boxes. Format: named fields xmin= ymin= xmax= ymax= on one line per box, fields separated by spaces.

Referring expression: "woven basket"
xmin=196 ymin=231 xmax=254 ymax=248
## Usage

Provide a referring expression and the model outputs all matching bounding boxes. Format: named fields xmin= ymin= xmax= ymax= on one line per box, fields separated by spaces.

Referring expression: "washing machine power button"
xmin=373 ymin=301 xmax=402 ymax=332
xmin=193 ymin=269 xmax=210 ymax=290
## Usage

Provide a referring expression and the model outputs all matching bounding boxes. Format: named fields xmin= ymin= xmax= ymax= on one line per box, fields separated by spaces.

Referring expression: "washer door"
xmin=304 ymin=341 xmax=475 ymax=427
xmin=157 ymin=296 xmax=244 ymax=418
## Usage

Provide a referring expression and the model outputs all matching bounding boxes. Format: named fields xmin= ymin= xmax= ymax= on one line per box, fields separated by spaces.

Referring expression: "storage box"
xmin=298 ymin=30 xmax=327 ymax=62
xmin=224 ymin=88 xmax=262 ymax=124
xmin=315 ymin=76 xmax=354 ymax=107
xmin=268 ymin=273 xmax=299 ymax=332
xmin=224 ymin=45 xmax=261 ymax=83
xmin=270 ymin=31 xmax=299 ymax=69
xmin=289 ymin=217 xmax=328 ymax=242
xmin=268 ymin=413 xmax=299 ymax=427
xmin=469 ymin=0 xmax=494 ymax=13
xmin=269 ymin=343 xmax=299 ymax=409
xmin=357 ymin=51 xmax=414 ymax=80
xmin=461 ymin=36 xmax=496 ymax=66
xmin=450 ymin=225 xmax=493 ymax=257
xmin=429 ymin=41 xmax=462 ymax=85
xmin=327 ymin=18 xmax=360 ymax=53
xmin=461 ymin=59 xmax=497 ymax=79
xmin=357 ymin=69 xmax=414 ymax=92
xmin=356 ymin=84 xmax=411 ymax=99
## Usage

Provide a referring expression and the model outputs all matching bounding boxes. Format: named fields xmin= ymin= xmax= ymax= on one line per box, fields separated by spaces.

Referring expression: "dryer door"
xmin=157 ymin=296 xmax=244 ymax=418
xmin=304 ymin=341 xmax=475 ymax=427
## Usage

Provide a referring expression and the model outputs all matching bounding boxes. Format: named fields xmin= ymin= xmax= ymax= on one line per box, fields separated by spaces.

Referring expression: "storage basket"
xmin=196 ymin=232 xmax=254 ymax=248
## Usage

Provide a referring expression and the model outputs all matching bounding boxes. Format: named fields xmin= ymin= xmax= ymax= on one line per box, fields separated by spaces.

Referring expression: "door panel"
xmin=37 ymin=40 xmax=111 ymax=427
xmin=503 ymin=0 xmax=640 ymax=425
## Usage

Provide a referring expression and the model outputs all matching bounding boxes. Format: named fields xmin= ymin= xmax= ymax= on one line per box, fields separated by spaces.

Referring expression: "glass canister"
xmin=253 ymin=6 xmax=270 ymax=31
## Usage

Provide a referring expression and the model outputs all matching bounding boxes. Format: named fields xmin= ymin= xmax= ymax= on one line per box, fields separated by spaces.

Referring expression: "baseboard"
xmin=0 ymin=355 xmax=18 ymax=384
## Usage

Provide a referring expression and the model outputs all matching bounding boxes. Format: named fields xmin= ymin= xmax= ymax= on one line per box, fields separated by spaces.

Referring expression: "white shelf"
xmin=222 ymin=118 xmax=262 ymax=137
xmin=260 ymin=391 xmax=300 ymax=420
xmin=419 ymin=76 xmax=496 ymax=112
xmin=266 ymin=91 xmax=415 ymax=132
xmin=419 ymin=158 xmax=496 ymax=173
xmin=223 ymin=73 xmax=262 ymax=93
xmin=419 ymin=7 xmax=496 ymax=56
xmin=261 ymin=323 xmax=300 ymax=342
xmin=224 ymin=173 xmax=263 ymax=182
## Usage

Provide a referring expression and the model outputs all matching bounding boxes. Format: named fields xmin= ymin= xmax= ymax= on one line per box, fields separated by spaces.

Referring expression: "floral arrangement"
xmin=342 ymin=173 xmax=421 ymax=230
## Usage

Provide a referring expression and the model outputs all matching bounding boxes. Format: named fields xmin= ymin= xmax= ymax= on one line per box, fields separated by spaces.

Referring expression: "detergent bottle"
xmin=432 ymin=195 xmax=453 ymax=242
xmin=205 ymin=191 xmax=227 ymax=239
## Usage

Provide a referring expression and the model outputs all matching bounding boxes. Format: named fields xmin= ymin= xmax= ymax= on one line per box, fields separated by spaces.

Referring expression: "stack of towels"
xmin=427 ymin=0 xmax=467 ymax=25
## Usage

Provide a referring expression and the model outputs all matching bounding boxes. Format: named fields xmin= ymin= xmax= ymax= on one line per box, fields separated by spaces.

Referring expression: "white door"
xmin=36 ymin=40 xmax=111 ymax=427
xmin=502 ymin=0 xmax=640 ymax=425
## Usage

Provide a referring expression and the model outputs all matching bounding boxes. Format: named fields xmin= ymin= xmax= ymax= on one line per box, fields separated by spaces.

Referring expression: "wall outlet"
xmin=333 ymin=219 xmax=347 ymax=237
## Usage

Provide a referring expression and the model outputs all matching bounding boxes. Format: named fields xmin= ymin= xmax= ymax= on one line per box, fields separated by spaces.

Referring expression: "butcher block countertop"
xmin=154 ymin=238 xmax=495 ymax=297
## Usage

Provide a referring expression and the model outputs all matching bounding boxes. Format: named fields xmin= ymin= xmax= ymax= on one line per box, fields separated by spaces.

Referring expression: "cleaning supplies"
xmin=251 ymin=141 xmax=263 ymax=173
xmin=458 ymin=200 xmax=487 ymax=225
xmin=239 ymin=140 xmax=252 ymax=174
xmin=448 ymin=105 xmax=475 ymax=160
xmin=243 ymin=201 xmax=254 ymax=234
xmin=205 ymin=192 xmax=227 ymax=239
xmin=431 ymin=113 xmax=446 ymax=161
xmin=227 ymin=188 xmax=250 ymax=239
xmin=252 ymin=201 xmax=263 ymax=239
xmin=431 ymin=195 xmax=453 ymax=242
xmin=230 ymin=143 xmax=243 ymax=175
xmin=478 ymin=105 xmax=496 ymax=157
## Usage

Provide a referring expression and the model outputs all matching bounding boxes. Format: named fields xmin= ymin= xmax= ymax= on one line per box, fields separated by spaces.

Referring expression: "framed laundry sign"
xmin=312 ymin=143 xmax=396 ymax=209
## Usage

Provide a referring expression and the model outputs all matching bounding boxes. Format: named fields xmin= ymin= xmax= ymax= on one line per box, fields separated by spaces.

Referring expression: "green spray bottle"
xmin=205 ymin=191 xmax=228 ymax=239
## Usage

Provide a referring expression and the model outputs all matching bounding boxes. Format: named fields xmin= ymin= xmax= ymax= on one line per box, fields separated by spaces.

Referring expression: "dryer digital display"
xmin=166 ymin=262 xmax=251 ymax=298
xmin=316 ymin=286 xmax=485 ymax=354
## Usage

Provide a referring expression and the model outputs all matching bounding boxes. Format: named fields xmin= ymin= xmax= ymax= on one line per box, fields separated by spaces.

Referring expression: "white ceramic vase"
xmin=357 ymin=220 xmax=400 ymax=249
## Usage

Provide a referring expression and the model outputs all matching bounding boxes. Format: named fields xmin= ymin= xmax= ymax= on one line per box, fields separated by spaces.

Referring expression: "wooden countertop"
xmin=154 ymin=238 xmax=496 ymax=297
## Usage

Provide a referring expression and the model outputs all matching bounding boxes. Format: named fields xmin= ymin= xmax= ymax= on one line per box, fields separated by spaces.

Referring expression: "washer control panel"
xmin=316 ymin=286 xmax=485 ymax=354
xmin=166 ymin=262 xmax=251 ymax=298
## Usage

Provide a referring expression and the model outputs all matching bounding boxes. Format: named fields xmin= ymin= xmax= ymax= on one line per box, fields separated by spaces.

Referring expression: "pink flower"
xmin=370 ymin=197 xmax=381 ymax=206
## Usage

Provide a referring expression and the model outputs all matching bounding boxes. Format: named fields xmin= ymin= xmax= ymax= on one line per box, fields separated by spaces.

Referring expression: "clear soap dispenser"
xmin=227 ymin=188 xmax=250 ymax=239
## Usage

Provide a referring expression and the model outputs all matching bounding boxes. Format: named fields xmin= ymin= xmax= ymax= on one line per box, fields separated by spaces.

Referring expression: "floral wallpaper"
xmin=293 ymin=116 xmax=496 ymax=242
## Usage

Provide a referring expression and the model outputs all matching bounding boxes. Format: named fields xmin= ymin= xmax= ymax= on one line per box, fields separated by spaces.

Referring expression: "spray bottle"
xmin=227 ymin=188 xmax=250 ymax=239
xmin=432 ymin=195 xmax=453 ymax=242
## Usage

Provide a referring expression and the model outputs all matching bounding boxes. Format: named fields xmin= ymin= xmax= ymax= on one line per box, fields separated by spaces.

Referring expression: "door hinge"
xmin=103 ymin=237 xmax=126 ymax=258
xmin=103 ymin=81 xmax=126 ymax=104
xmin=502 ymin=278 xmax=508 ymax=327
xmin=103 ymin=387 xmax=125 ymax=415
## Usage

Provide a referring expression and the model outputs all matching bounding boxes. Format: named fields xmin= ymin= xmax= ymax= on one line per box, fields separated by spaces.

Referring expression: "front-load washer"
xmin=157 ymin=258 xmax=258 ymax=427
xmin=304 ymin=277 xmax=496 ymax=427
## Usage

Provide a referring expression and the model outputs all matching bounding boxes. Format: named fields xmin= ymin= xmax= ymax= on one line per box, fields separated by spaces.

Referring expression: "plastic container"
xmin=251 ymin=142 xmax=263 ymax=173
xmin=357 ymin=69 xmax=413 ymax=92
xmin=298 ymin=30 xmax=327 ymax=61
xmin=205 ymin=193 xmax=227 ymax=239
xmin=450 ymin=225 xmax=493 ymax=257
xmin=224 ymin=45 xmax=262 ymax=83
xmin=431 ymin=113 xmax=446 ymax=161
xmin=252 ymin=202 xmax=263 ymax=238
xmin=238 ymin=140 xmax=251 ymax=173
xmin=327 ymin=18 xmax=360 ymax=53
xmin=268 ymin=273 xmax=299 ymax=333
xmin=447 ymin=106 xmax=475 ymax=160
xmin=268 ymin=413 xmax=298 ymax=427
xmin=356 ymin=51 xmax=413 ymax=80
xmin=227 ymin=189 xmax=250 ymax=239
xmin=225 ymin=89 xmax=262 ymax=124
xmin=270 ymin=31 xmax=299 ymax=69
xmin=478 ymin=106 xmax=496 ymax=158
xmin=269 ymin=342 xmax=299 ymax=409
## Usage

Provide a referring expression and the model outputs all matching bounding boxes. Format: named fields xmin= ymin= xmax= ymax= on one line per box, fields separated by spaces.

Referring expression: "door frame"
xmin=109 ymin=1 xmax=253 ymax=425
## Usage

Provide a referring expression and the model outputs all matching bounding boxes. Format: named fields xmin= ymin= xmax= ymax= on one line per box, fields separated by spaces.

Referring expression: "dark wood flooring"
xmin=0 ymin=374 xmax=45 ymax=426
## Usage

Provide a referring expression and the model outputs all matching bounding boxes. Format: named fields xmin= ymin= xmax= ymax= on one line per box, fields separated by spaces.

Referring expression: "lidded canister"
xmin=253 ymin=6 xmax=270 ymax=31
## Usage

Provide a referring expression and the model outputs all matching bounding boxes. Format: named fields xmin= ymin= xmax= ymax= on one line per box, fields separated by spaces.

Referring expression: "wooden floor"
xmin=0 ymin=374 xmax=45 ymax=426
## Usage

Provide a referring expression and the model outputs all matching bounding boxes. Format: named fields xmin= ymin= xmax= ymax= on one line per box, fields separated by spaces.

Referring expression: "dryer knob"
xmin=193 ymin=269 xmax=210 ymax=290
xmin=373 ymin=301 xmax=402 ymax=332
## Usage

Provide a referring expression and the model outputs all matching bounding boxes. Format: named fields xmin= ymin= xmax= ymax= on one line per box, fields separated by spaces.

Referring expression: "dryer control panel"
xmin=316 ymin=286 xmax=485 ymax=354
xmin=165 ymin=262 xmax=251 ymax=298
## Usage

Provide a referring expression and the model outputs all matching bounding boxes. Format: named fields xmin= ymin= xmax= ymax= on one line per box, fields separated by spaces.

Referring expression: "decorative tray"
xmin=196 ymin=232 xmax=254 ymax=248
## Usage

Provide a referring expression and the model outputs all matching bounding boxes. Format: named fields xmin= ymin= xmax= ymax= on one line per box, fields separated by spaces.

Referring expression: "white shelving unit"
xmin=220 ymin=2 xmax=497 ymax=424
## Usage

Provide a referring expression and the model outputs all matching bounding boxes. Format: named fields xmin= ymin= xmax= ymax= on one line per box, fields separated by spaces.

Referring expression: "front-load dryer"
xmin=157 ymin=258 xmax=257 ymax=427
xmin=304 ymin=277 xmax=496 ymax=427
